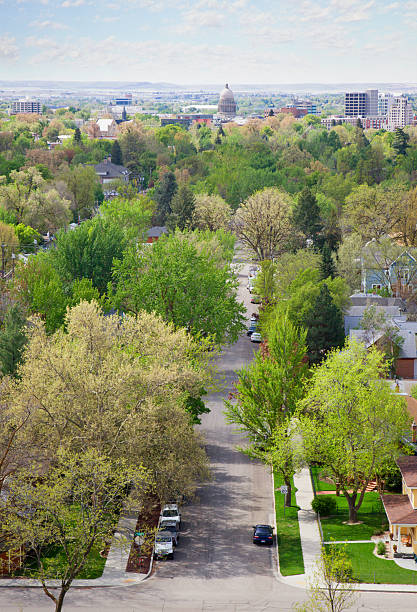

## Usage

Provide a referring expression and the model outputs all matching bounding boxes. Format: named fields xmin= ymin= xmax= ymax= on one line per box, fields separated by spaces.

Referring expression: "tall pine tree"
xmin=153 ymin=172 xmax=177 ymax=225
xmin=167 ymin=184 xmax=196 ymax=231
xmin=111 ymin=140 xmax=123 ymax=165
xmin=319 ymin=243 xmax=336 ymax=279
xmin=292 ymin=187 xmax=323 ymax=247
xmin=303 ymin=283 xmax=345 ymax=365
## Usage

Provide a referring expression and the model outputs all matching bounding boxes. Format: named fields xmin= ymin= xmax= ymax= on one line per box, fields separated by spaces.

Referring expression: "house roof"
xmin=381 ymin=494 xmax=417 ymax=525
xmin=397 ymin=456 xmax=417 ymax=488
xmin=346 ymin=306 xmax=404 ymax=318
xmin=94 ymin=159 xmax=129 ymax=178
xmin=147 ymin=226 xmax=168 ymax=238
xmin=97 ymin=118 xmax=115 ymax=131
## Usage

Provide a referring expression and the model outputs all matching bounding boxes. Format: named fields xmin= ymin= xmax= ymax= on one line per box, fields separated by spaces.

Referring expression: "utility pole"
xmin=1 ymin=243 xmax=5 ymax=279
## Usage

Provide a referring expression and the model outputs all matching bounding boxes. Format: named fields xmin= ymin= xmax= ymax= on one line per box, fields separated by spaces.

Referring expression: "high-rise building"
xmin=345 ymin=92 xmax=367 ymax=116
xmin=378 ymin=92 xmax=394 ymax=116
xmin=366 ymin=89 xmax=378 ymax=115
xmin=388 ymin=96 xmax=414 ymax=130
xmin=10 ymin=100 xmax=42 ymax=114
xmin=345 ymin=89 xmax=378 ymax=117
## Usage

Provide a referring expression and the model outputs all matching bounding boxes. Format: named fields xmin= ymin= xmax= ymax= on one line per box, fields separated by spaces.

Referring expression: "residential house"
xmin=96 ymin=118 xmax=118 ymax=139
xmin=350 ymin=317 xmax=417 ymax=379
xmin=344 ymin=293 xmax=406 ymax=335
xmin=362 ymin=248 xmax=417 ymax=297
xmin=94 ymin=158 xmax=130 ymax=186
xmin=382 ymin=456 xmax=417 ymax=561
xmin=146 ymin=226 xmax=168 ymax=243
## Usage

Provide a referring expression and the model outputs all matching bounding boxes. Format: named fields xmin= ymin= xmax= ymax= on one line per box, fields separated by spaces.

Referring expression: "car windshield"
xmin=156 ymin=535 xmax=172 ymax=542
xmin=162 ymin=509 xmax=178 ymax=517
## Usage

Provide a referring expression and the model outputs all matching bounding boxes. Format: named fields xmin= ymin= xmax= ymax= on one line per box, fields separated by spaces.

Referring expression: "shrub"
xmin=377 ymin=541 xmax=386 ymax=556
xmin=311 ymin=495 xmax=337 ymax=516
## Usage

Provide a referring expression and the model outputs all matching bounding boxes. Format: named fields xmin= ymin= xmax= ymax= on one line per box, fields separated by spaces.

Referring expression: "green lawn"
xmin=310 ymin=465 xmax=336 ymax=492
xmin=339 ymin=543 xmax=417 ymax=584
xmin=320 ymin=492 xmax=388 ymax=541
xmin=21 ymin=543 xmax=106 ymax=579
xmin=273 ymin=471 xmax=304 ymax=576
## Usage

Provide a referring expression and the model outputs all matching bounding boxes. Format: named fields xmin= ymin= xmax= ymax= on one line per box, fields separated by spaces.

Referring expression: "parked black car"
xmin=252 ymin=524 xmax=273 ymax=545
xmin=247 ymin=323 xmax=257 ymax=336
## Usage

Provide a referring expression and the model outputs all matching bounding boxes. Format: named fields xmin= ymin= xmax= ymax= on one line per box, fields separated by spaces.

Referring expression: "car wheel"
xmin=169 ymin=552 xmax=174 ymax=560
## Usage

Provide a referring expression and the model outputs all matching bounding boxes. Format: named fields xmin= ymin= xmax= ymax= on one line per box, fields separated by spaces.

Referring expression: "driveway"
xmin=1 ymin=261 xmax=417 ymax=610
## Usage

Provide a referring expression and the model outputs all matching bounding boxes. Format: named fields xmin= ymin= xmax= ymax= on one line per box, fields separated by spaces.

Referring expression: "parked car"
xmin=251 ymin=295 xmax=261 ymax=304
xmin=250 ymin=332 xmax=262 ymax=343
xmin=159 ymin=521 xmax=179 ymax=546
xmin=250 ymin=313 xmax=259 ymax=322
xmin=154 ymin=531 xmax=175 ymax=559
xmin=160 ymin=503 xmax=181 ymax=528
xmin=252 ymin=524 xmax=273 ymax=545
xmin=247 ymin=323 xmax=257 ymax=336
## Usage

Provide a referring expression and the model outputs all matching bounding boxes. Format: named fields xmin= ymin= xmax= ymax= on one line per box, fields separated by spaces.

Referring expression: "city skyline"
xmin=1 ymin=0 xmax=417 ymax=84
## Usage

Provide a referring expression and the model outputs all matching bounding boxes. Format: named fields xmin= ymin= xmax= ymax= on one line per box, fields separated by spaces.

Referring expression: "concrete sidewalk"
xmin=293 ymin=467 xmax=321 ymax=577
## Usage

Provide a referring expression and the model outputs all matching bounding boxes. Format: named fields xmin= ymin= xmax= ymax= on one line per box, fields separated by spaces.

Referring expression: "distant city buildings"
xmin=323 ymin=88 xmax=414 ymax=132
xmin=114 ymin=94 xmax=132 ymax=106
xmin=10 ymin=99 xmax=42 ymax=115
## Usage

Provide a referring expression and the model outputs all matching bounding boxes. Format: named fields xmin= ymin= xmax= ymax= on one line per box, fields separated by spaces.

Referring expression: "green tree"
xmin=110 ymin=139 xmax=123 ymax=165
xmin=153 ymin=171 xmax=177 ymax=225
xmin=299 ymin=340 xmax=410 ymax=522
xmin=192 ymin=194 xmax=231 ymax=231
xmin=392 ymin=128 xmax=410 ymax=157
xmin=302 ymin=283 xmax=345 ymax=364
xmin=292 ymin=187 xmax=323 ymax=246
xmin=233 ymin=187 xmax=294 ymax=260
xmin=319 ymin=243 xmax=336 ymax=279
xmin=100 ymin=196 xmax=153 ymax=241
xmin=61 ymin=165 xmax=99 ymax=220
xmin=113 ymin=231 xmax=245 ymax=344
xmin=1 ymin=449 xmax=149 ymax=612
xmin=54 ymin=217 xmax=126 ymax=293
xmin=167 ymin=183 xmax=196 ymax=231
xmin=13 ymin=223 xmax=41 ymax=253
xmin=12 ymin=301 xmax=211 ymax=501
xmin=0 ymin=304 xmax=27 ymax=376
xmin=12 ymin=251 xmax=68 ymax=334
xmin=73 ymin=127 xmax=82 ymax=145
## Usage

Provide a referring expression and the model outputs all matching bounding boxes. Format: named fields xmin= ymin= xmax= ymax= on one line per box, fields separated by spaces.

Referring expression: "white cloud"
xmin=30 ymin=19 xmax=68 ymax=29
xmin=0 ymin=34 xmax=19 ymax=60
xmin=61 ymin=0 xmax=84 ymax=6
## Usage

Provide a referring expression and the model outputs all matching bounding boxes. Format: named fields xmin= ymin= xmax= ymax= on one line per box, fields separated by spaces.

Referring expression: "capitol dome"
xmin=218 ymin=83 xmax=237 ymax=118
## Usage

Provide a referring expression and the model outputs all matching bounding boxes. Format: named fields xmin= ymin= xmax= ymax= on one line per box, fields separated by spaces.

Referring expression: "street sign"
xmin=280 ymin=485 xmax=288 ymax=495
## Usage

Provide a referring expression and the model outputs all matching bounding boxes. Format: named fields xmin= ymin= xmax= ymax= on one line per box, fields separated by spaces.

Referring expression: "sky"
xmin=0 ymin=0 xmax=416 ymax=84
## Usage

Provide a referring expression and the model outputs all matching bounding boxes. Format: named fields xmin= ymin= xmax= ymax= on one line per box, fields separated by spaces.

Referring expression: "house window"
xmin=400 ymin=269 xmax=410 ymax=283
xmin=372 ymin=284 xmax=381 ymax=290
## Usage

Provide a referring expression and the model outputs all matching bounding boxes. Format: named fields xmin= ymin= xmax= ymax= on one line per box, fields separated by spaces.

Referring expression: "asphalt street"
xmin=1 ymin=261 xmax=417 ymax=611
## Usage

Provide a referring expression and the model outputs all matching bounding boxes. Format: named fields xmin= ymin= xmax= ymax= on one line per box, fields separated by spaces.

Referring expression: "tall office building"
xmin=345 ymin=92 xmax=367 ymax=116
xmin=345 ymin=89 xmax=378 ymax=117
xmin=10 ymin=100 xmax=42 ymax=114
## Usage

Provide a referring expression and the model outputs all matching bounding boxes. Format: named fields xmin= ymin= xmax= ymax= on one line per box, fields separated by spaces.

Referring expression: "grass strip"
xmin=273 ymin=470 xmax=304 ymax=576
